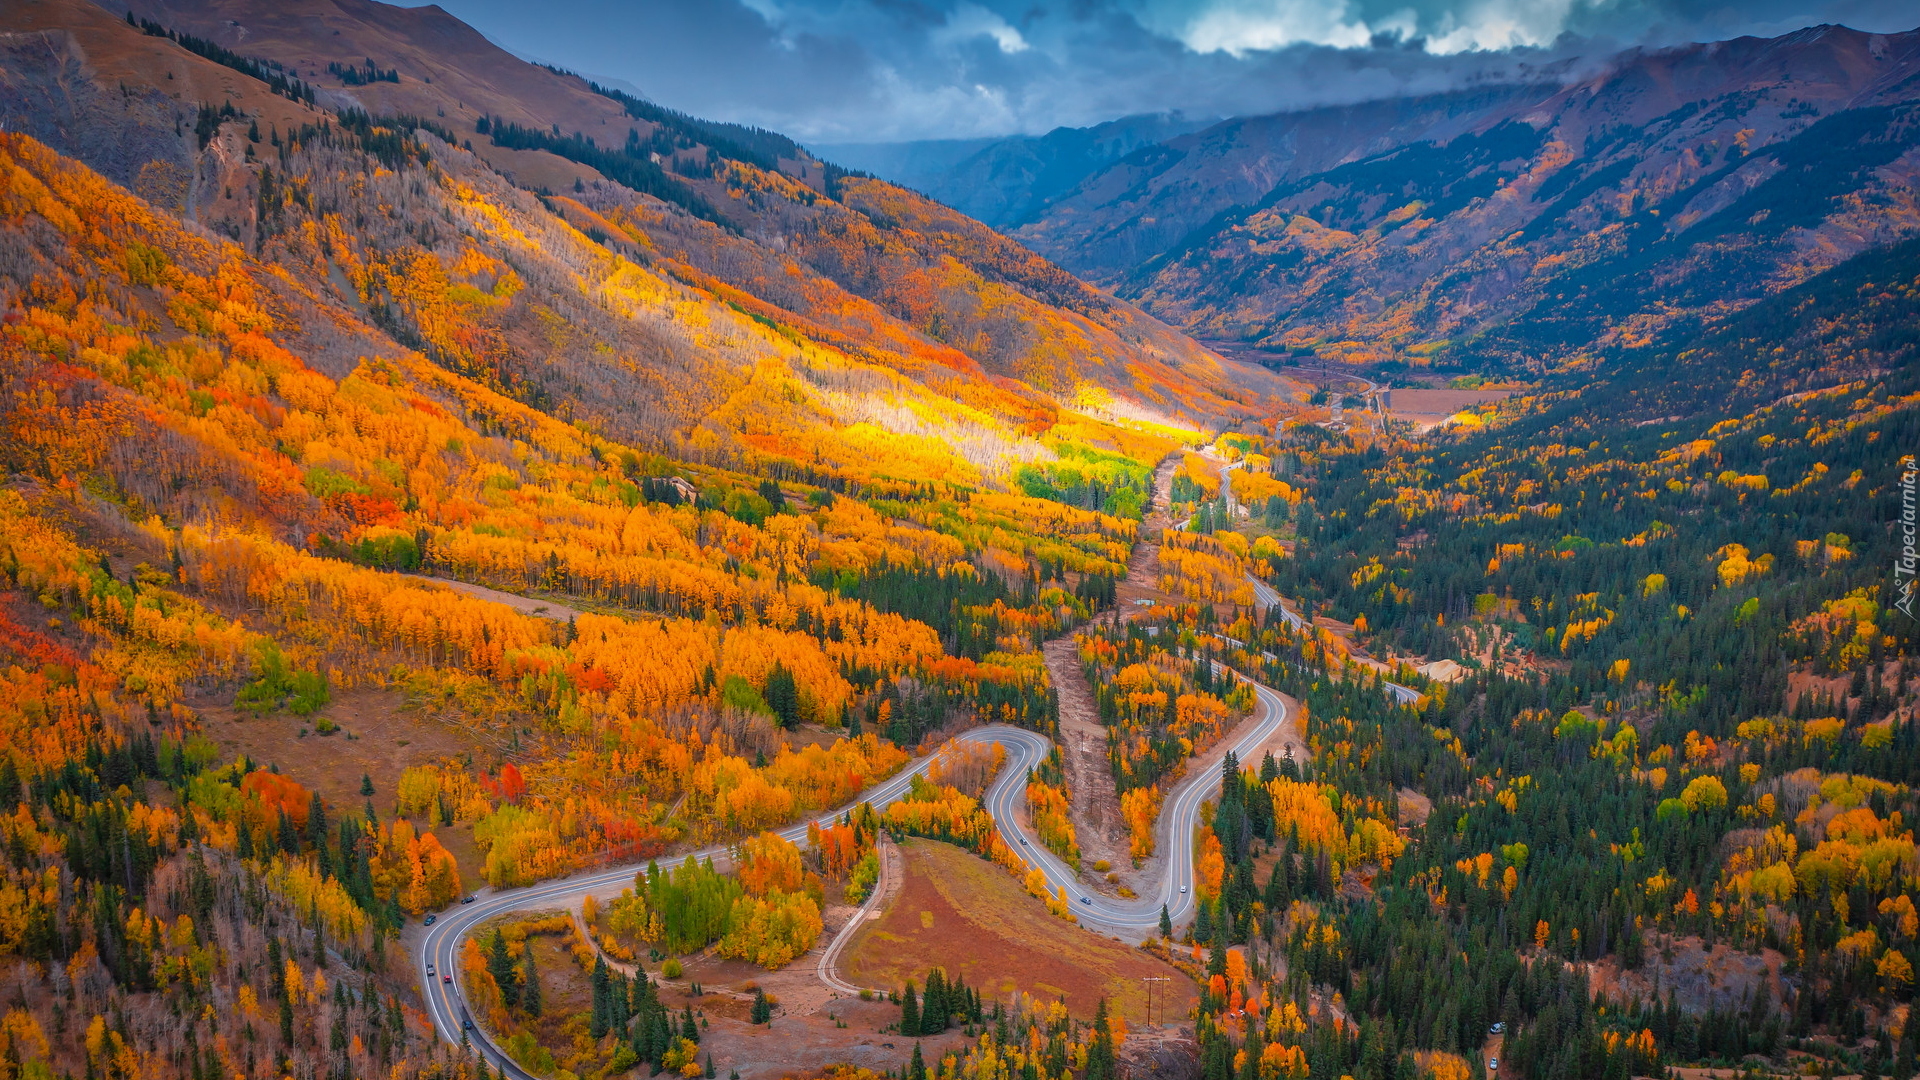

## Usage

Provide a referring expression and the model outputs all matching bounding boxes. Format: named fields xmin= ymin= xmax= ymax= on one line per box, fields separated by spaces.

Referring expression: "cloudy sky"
xmin=419 ymin=0 xmax=1919 ymax=142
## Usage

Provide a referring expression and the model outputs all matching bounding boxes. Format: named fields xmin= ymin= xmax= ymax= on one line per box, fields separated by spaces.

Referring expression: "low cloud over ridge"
xmin=421 ymin=0 xmax=1920 ymax=141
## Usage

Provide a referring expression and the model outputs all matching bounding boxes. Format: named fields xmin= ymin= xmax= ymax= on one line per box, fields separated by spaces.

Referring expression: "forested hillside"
xmin=0 ymin=1 xmax=1916 ymax=1079
xmin=974 ymin=242 xmax=1920 ymax=1075
xmin=0 ymin=2 xmax=1250 ymax=1078
xmin=1149 ymin=229 xmax=1920 ymax=1078
xmin=995 ymin=24 xmax=1920 ymax=373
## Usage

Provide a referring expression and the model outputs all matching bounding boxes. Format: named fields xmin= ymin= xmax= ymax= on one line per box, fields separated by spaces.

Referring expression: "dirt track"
xmin=1043 ymin=457 xmax=1182 ymax=893
xmin=1044 ymin=636 xmax=1134 ymax=888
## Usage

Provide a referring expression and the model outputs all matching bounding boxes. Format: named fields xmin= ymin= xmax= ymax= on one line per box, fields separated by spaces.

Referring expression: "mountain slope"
xmin=1000 ymin=24 xmax=1920 ymax=372
xmin=817 ymin=111 xmax=1212 ymax=230
xmin=12 ymin=0 xmax=1246 ymax=448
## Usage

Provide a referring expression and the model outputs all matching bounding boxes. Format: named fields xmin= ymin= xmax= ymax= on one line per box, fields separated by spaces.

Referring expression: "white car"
xmin=425 ymin=964 xmax=436 ymax=977
xmin=1180 ymin=885 xmax=1188 ymax=893
xmin=1488 ymin=1060 xmax=1497 ymax=1072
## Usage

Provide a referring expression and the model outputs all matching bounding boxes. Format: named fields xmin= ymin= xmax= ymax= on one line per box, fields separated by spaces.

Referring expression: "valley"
xmin=0 ymin=2 xmax=1914 ymax=1080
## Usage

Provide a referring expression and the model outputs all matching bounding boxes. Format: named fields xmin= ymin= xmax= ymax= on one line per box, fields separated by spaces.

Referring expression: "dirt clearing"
xmin=198 ymin=687 xmax=482 ymax=812
xmin=198 ymin=687 xmax=494 ymax=884
xmin=842 ymin=838 xmax=1195 ymax=1024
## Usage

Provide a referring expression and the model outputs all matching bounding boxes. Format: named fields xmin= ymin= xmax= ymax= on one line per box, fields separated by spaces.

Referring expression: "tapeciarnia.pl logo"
xmin=1899 ymin=454 xmax=1917 ymax=618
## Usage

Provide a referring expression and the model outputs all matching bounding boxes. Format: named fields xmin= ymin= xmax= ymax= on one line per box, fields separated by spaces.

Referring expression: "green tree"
xmin=1085 ymin=999 xmax=1117 ymax=1080
xmin=520 ymin=946 xmax=541 ymax=1017
xmin=590 ymin=953 xmax=610 ymax=1038
xmin=899 ymin=980 xmax=921 ymax=1036
xmin=764 ymin=664 xmax=801 ymax=729
xmin=488 ymin=928 xmax=520 ymax=1010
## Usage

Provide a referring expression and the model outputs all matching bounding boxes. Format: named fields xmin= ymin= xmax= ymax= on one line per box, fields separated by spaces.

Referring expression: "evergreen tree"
xmin=520 ymin=947 xmax=542 ymax=1018
xmin=1213 ymin=752 xmax=1249 ymax=861
xmin=907 ymin=1043 xmax=927 ymax=1080
xmin=488 ymin=929 xmax=520 ymax=1010
xmin=590 ymin=954 xmax=610 ymax=1038
xmin=924 ymin=969 xmax=947 ymax=1033
xmin=750 ymin=987 xmax=772 ymax=1025
xmin=1085 ymin=999 xmax=1117 ymax=1080
xmin=1265 ymin=851 xmax=1292 ymax=909
xmin=307 ymin=790 xmax=327 ymax=850
xmin=899 ymin=980 xmax=921 ymax=1036
xmin=764 ymin=664 xmax=802 ymax=729
xmin=1160 ymin=904 xmax=1173 ymax=938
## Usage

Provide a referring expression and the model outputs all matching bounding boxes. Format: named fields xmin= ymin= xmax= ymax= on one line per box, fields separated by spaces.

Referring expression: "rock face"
xmin=1121 ymin=1032 xmax=1201 ymax=1080
xmin=958 ymin=25 xmax=1920 ymax=373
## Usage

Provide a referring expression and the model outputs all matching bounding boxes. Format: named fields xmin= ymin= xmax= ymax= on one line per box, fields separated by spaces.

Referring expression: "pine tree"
xmin=521 ymin=947 xmax=542 ymax=1017
xmin=489 ymin=929 xmax=520 ymax=1011
xmin=907 ymin=1043 xmax=927 ymax=1080
xmin=751 ymin=987 xmax=772 ymax=1025
xmin=1160 ymin=904 xmax=1173 ymax=938
xmin=307 ymin=790 xmax=327 ymax=849
xmin=765 ymin=664 xmax=801 ymax=729
xmin=898 ymin=980 xmax=921 ymax=1036
xmin=1085 ymin=999 xmax=1116 ymax=1080
xmin=1266 ymin=847 xmax=1292 ymax=909
xmin=590 ymin=954 xmax=610 ymax=1038
xmin=923 ymin=969 xmax=947 ymax=1033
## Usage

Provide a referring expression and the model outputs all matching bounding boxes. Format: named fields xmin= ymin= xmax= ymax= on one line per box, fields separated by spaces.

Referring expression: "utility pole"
xmin=1140 ymin=976 xmax=1171 ymax=1026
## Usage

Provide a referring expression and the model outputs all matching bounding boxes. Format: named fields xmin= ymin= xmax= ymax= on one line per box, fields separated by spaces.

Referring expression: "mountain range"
xmin=848 ymin=24 xmax=1920 ymax=373
xmin=1 ymin=3 xmax=1919 ymax=1080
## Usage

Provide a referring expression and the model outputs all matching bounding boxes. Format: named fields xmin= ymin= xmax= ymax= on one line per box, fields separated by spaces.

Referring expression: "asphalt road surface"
xmin=414 ymin=685 xmax=1296 ymax=1070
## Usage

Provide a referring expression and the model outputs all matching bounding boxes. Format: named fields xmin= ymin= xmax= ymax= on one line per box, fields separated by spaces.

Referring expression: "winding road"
xmin=414 ymin=677 xmax=1298 ymax=1072
xmin=415 ymin=451 xmax=1404 ymax=1072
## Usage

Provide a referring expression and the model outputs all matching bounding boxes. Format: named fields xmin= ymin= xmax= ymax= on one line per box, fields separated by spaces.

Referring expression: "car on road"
xmin=462 ymin=894 xmax=476 ymax=904
xmin=425 ymin=964 xmax=435 ymax=977
xmin=1079 ymin=897 xmax=1091 ymax=905
xmin=443 ymin=974 xmax=452 ymax=984
xmin=1180 ymin=885 xmax=1188 ymax=893
xmin=1488 ymin=1059 xmax=1497 ymax=1072
xmin=424 ymin=914 xmax=436 ymax=926
xmin=1489 ymin=1022 xmax=1504 ymax=1034
xmin=1019 ymin=839 xmax=1027 ymax=845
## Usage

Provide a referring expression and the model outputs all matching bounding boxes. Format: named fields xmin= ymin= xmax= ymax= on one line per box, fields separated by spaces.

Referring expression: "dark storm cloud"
xmin=418 ymin=0 xmax=1920 ymax=140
